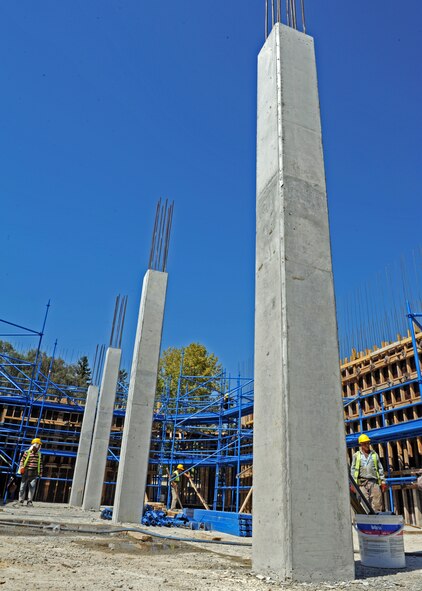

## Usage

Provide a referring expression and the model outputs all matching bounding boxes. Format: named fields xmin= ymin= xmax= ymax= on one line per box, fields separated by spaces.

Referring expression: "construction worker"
xmin=18 ymin=438 xmax=43 ymax=506
xmin=351 ymin=434 xmax=387 ymax=512
xmin=170 ymin=463 xmax=191 ymax=510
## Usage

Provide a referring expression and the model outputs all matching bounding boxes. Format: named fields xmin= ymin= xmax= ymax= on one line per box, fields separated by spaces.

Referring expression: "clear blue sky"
xmin=0 ymin=1 xmax=421 ymax=374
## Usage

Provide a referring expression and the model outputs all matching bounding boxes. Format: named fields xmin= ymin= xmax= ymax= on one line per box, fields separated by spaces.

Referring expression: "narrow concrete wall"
xmin=69 ymin=384 xmax=99 ymax=506
xmin=112 ymin=269 xmax=168 ymax=523
xmin=82 ymin=347 xmax=121 ymax=511
xmin=253 ymin=23 xmax=354 ymax=583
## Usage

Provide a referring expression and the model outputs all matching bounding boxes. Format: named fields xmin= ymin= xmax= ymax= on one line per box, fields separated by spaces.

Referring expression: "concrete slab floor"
xmin=1 ymin=503 xmax=422 ymax=590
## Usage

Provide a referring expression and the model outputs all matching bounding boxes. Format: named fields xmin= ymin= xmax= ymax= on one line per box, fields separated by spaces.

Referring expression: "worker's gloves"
xmin=381 ymin=483 xmax=388 ymax=493
xmin=19 ymin=468 xmax=25 ymax=475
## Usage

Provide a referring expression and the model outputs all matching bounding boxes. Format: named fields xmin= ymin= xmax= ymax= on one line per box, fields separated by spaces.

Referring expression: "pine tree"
xmin=75 ymin=355 xmax=92 ymax=387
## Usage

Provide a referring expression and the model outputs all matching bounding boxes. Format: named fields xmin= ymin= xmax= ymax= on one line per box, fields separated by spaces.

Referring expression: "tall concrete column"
xmin=82 ymin=347 xmax=121 ymax=511
xmin=69 ymin=384 xmax=99 ymax=506
xmin=112 ymin=269 xmax=168 ymax=523
xmin=253 ymin=23 xmax=354 ymax=583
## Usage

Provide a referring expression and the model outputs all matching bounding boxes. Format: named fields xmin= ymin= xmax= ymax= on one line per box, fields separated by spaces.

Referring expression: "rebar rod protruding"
xmin=94 ymin=344 xmax=106 ymax=384
xmin=300 ymin=0 xmax=306 ymax=33
xmin=291 ymin=0 xmax=297 ymax=29
xmin=265 ymin=0 xmax=305 ymax=36
xmin=92 ymin=345 xmax=99 ymax=385
xmin=109 ymin=295 xmax=128 ymax=349
xmin=148 ymin=198 xmax=174 ymax=272
xmin=110 ymin=295 xmax=120 ymax=347
xmin=118 ymin=296 xmax=128 ymax=349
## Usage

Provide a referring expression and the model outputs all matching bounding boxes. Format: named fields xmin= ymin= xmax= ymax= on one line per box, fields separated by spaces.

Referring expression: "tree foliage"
xmin=0 ymin=341 xmax=91 ymax=387
xmin=75 ymin=355 xmax=92 ymax=387
xmin=157 ymin=343 xmax=222 ymax=408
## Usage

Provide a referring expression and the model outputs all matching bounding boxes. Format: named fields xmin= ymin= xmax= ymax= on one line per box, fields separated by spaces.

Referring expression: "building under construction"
xmin=0 ymin=304 xmax=421 ymax=523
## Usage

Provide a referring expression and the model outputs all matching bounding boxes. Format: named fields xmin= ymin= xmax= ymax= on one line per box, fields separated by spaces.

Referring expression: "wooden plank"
xmin=187 ymin=476 xmax=209 ymax=510
xmin=239 ymin=486 xmax=253 ymax=514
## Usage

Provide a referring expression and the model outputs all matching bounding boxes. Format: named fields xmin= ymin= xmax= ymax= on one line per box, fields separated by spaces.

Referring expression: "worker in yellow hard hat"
xmin=18 ymin=438 xmax=43 ymax=506
xmin=351 ymin=434 xmax=387 ymax=512
xmin=169 ymin=463 xmax=191 ymax=510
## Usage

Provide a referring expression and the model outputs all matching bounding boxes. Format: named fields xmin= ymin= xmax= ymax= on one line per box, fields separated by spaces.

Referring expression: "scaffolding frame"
xmin=343 ymin=302 xmax=422 ymax=512
xmin=147 ymin=369 xmax=253 ymax=511
xmin=0 ymin=304 xmax=421 ymax=515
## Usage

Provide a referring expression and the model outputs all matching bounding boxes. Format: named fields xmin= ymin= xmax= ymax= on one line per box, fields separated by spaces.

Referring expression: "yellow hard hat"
xmin=31 ymin=438 xmax=42 ymax=445
xmin=177 ymin=464 xmax=184 ymax=470
xmin=358 ymin=434 xmax=371 ymax=444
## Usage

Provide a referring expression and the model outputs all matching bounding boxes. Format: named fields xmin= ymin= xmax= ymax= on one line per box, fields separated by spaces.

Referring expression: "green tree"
xmin=75 ymin=355 xmax=92 ymax=387
xmin=157 ymin=343 xmax=223 ymax=410
xmin=0 ymin=341 xmax=87 ymax=387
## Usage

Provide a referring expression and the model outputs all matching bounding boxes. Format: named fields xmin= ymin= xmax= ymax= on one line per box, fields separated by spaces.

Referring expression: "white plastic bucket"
xmin=354 ymin=514 xmax=405 ymax=569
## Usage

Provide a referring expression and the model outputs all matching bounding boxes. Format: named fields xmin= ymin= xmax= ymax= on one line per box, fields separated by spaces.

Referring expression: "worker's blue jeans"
xmin=19 ymin=473 xmax=37 ymax=502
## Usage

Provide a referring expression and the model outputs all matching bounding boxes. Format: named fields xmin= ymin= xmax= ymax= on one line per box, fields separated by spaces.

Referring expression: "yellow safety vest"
xmin=172 ymin=470 xmax=181 ymax=482
xmin=354 ymin=451 xmax=380 ymax=485
xmin=23 ymin=449 xmax=42 ymax=475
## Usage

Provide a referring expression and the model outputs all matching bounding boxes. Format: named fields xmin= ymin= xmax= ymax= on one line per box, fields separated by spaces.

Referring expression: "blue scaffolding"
xmin=0 ymin=303 xmax=421 ymax=513
xmin=147 ymin=368 xmax=254 ymax=511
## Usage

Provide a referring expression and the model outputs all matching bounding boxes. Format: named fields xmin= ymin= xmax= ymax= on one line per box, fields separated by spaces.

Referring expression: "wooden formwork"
xmin=1 ymin=330 xmax=421 ymax=523
xmin=341 ymin=330 xmax=422 ymax=525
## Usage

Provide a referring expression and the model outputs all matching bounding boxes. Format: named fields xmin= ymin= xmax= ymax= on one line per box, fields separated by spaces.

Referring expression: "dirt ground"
xmin=1 ymin=503 xmax=422 ymax=591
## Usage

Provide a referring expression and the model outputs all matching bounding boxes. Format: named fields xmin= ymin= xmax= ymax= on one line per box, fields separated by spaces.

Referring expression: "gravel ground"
xmin=0 ymin=503 xmax=422 ymax=591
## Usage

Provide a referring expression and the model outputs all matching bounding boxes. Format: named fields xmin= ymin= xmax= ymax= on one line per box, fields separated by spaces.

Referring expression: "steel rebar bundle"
xmin=109 ymin=294 xmax=128 ymax=349
xmin=148 ymin=198 xmax=174 ymax=273
xmin=265 ymin=0 xmax=306 ymax=39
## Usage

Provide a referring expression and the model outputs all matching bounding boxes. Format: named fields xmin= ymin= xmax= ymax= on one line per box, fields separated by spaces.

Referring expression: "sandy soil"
xmin=1 ymin=503 xmax=422 ymax=591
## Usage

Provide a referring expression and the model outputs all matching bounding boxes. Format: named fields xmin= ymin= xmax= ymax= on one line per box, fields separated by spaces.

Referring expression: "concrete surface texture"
xmin=82 ymin=348 xmax=121 ymax=511
xmin=112 ymin=269 xmax=168 ymax=524
xmin=69 ymin=384 xmax=99 ymax=507
xmin=253 ymin=23 xmax=354 ymax=582
xmin=1 ymin=504 xmax=422 ymax=591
